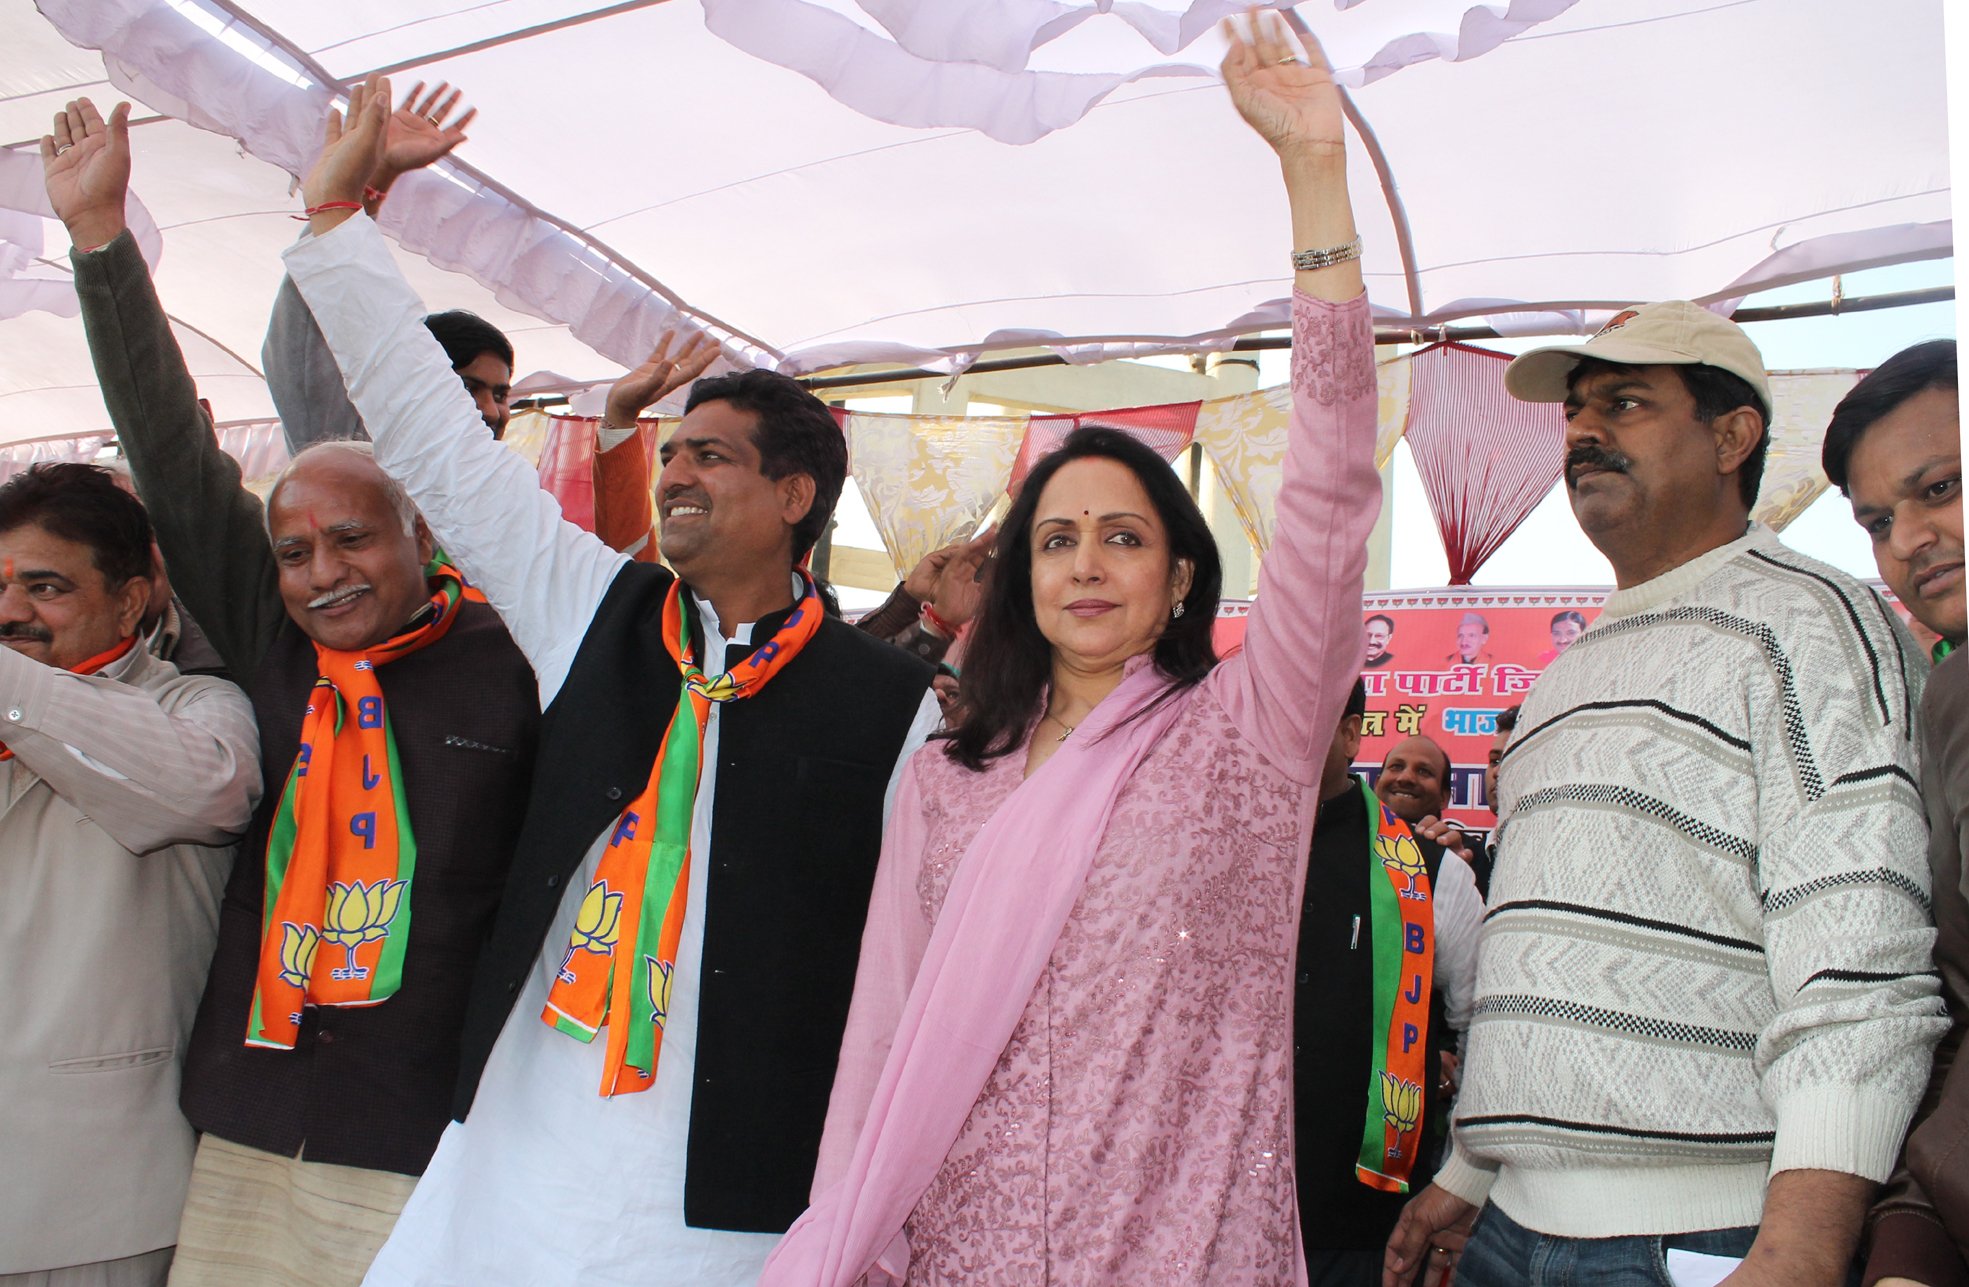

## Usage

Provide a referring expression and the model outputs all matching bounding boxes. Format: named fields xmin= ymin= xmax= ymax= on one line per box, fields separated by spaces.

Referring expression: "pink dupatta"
xmin=761 ymin=659 xmax=1191 ymax=1286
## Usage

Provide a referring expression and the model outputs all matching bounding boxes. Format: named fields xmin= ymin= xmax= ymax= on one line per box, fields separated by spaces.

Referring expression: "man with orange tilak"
xmin=44 ymin=97 xmax=540 ymax=1285
xmin=0 ymin=463 xmax=258 ymax=1287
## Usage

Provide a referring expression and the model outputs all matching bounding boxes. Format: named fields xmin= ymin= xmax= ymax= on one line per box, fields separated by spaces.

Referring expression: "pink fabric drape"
xmin=534 ymin=414 xmax=602 ymax=534
xmin=1007 ymin=401 xmax=1201 ymax=493
xmin=1401 ymin=341 xmax=1566 ymax=585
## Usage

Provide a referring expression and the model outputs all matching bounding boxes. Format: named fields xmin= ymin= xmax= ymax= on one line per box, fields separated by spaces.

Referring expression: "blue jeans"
xmin=1454 ymin=1202 xmax=1757 ymax=1287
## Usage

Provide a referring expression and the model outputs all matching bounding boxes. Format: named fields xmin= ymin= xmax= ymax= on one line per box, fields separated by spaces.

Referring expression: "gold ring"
xmin=1275 ymin=55 xmax=1303 ymax=65
xmin=54 ymin=143 xmax=74 ymax=156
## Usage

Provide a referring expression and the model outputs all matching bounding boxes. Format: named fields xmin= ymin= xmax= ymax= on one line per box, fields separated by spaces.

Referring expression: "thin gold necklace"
xmin=1042 ymin=709 xmax=1077 ymax=742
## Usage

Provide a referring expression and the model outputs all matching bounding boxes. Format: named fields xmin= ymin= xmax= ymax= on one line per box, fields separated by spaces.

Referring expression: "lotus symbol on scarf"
xmin=1377 ymin=833 xmax=1428 ymax=898
xmin=571 ymin=881 xmax=624 ymax=954
xmin=275 ymin=922 xmax=322 ymax=989
xmin=322 ymin=878 xmax=406 ymax=980
xmin=556 ymin=881 xmax=624 ymax=985
xmin=1379 ymin=1071 xmax=1422 ymax=1155
xmin=646 ymin=954 xmax=674 ymax=1030
xmin=692 ymin=671 xmax=745 ymax=702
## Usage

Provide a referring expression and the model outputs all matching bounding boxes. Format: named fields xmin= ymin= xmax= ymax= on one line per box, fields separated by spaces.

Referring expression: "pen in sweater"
xmin=1350 ymin=915 xmax=1361 ymax=949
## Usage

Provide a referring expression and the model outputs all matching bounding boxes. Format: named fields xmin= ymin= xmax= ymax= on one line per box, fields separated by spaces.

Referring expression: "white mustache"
xmin=308 ymin=584 xmax=371 ymax=610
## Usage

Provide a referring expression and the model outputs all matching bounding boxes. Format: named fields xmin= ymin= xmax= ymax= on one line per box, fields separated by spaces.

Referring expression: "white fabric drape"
xmin=3 ymin=0 xmax=1945 ymax=445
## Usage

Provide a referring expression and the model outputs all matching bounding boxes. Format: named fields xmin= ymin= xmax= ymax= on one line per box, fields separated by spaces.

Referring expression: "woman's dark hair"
xmin=943 ymin=426 xmax=1222 ymax=770
xmin=1550 ymin=609 xmax=1588 ymax=630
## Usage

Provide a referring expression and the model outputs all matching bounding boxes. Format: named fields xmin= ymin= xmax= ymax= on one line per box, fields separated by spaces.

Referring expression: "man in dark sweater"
xmin=287 ymin=80 xmax=939 ymax=1286
xmin=1297 ymin=679 xmax=1481 ymax=1287
xmin=48 ymin=98 xmax=539 ymax=1282
xmin=1823 ymin=341 xmax=1967 ymax=1287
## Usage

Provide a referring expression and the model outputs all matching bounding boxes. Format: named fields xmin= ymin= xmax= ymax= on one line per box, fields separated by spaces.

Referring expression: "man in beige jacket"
xmin=0 ymin=463 xmax=259 ymax=1287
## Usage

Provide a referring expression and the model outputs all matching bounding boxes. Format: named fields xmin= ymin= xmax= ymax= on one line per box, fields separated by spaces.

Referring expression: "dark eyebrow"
xmin=15 ymin=568 xmax=72 ymax=585
xmin=659 ymin=434 xmax=743 ymax=461
xmin=1853 ymin=454 xmax=1960 ymax=520
xmin=1901 ymin=454 xmax=1960 ymax=491
xmin=1036 ymin=510 xmax=1150 ymax=528
xmin=1566 ymin=379 xmax=1647 ymax=409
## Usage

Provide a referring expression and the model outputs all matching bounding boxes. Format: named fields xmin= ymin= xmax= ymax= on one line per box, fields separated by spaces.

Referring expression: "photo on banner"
xmin=1216 ymin=583 xmax=1929 ymax=839
xmin=1216 ymin=590 xmax=1609 ymax=833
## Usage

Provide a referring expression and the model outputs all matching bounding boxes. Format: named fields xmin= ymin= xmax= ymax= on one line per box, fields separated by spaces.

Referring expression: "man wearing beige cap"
xmin=1384 ymin=302 xmax=1944 ymax=1287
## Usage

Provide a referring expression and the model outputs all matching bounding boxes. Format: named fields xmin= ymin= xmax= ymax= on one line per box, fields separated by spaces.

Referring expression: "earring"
xmin=1172 ymin=602 xmax=1186 ymax=619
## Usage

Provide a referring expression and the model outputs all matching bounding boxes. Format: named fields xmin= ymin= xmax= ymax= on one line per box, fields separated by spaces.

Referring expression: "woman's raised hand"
xmin=1221 ymin=8 xmax=1344 ymax=162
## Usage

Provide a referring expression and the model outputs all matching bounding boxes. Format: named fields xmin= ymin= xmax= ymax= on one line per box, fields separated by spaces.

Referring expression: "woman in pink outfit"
xmin=763 ymin=14 xmax=1381 ymax=1286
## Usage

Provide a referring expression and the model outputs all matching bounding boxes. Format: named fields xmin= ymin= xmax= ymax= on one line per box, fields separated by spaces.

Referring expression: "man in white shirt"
xmin=285 ymin=79 xmax=939 ymax=1287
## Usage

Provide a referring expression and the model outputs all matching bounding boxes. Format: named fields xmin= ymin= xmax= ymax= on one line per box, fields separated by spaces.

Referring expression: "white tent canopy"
xmin=0 ymin=0 xmax=1952 ymax=446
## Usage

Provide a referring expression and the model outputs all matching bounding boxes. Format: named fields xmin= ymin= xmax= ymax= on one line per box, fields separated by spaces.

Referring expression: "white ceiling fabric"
xmin=0 ymin=0 xmax=1952 ymax=447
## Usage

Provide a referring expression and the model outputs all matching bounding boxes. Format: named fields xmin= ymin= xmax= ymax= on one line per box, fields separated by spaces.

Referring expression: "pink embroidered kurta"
xmin=814 ymin=291 xmax=1381 ymax=1285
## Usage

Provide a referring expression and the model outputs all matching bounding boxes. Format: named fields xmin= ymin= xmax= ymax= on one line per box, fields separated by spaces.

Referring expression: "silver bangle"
xmin=1291 ymin=237 xmax=1363 ymax=272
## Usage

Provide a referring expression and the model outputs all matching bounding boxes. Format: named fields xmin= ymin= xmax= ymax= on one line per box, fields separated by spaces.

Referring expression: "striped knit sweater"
xmin=1434 ymin=525 xmax=1948 ymax=1238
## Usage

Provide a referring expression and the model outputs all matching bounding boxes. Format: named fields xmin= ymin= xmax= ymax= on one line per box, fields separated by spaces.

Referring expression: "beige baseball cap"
xmin=1503 ymin=300 xmax=1772 ymax=415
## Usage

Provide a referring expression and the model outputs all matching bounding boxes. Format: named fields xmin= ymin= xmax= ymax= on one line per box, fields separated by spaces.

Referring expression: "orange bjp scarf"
xmin=246 ymin=559 xmax=480 ymax=1050
xmin=543 ymin=573 xmax=823 ymax=1095
xmin=1355 ymin=782 xmax=1436 ymax=1193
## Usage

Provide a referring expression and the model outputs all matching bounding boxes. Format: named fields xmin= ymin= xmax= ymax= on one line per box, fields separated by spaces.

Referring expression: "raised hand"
xmin=902 ymin=544 xmax=956 ymax=604
xmin=1220 ymin=8 xmax=1344 ymax=160
xmin=41 ymin=98 xmax=132 ymax=250
xmin=304 ymin=75 xmax=392 ymax=232
xmin=929 ymin=524 xmax=997 ymax=627
xmin=604 ymin=329 xmax=722 ymax=426
xmin=376 ymin=82 xmax=477 ymax=193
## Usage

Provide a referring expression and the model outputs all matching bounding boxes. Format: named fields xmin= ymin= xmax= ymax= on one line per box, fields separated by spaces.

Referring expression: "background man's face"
xmin=1485 ymin=726 xmax=1511 ymax=808
xmin=0 ymin=522 xmax=146 ymax=669
xmin=1455 ymin=619 xmax=1487 ymax=659
xmin=1847 ymin=386 xmax=1963 ymax=642
xmin=1379 ymin=736 xmax=1452 ymax=824
xmin=456 ymin=353 xmax=513 ymax=438
xmin=1323 ymin=713 xmax=1365 ymax=800
xmin=1364 ymin=618 xmax=1392 ymax=660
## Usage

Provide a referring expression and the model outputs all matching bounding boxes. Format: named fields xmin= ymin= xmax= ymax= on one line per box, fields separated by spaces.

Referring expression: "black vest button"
xmin=546 ymin=874 xmax=560 ymax=889
xmin=505 ymin=979 xmax=519 ymax=995
xmin=605 ymin=786 xmax=624 ymax=801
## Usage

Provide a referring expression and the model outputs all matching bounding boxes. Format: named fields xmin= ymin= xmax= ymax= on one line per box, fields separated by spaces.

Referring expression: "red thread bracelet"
xmin=922 ymin=604 xmax=957 ymax=639
xmin=291 ymin=200 xmax=364 ymax=221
